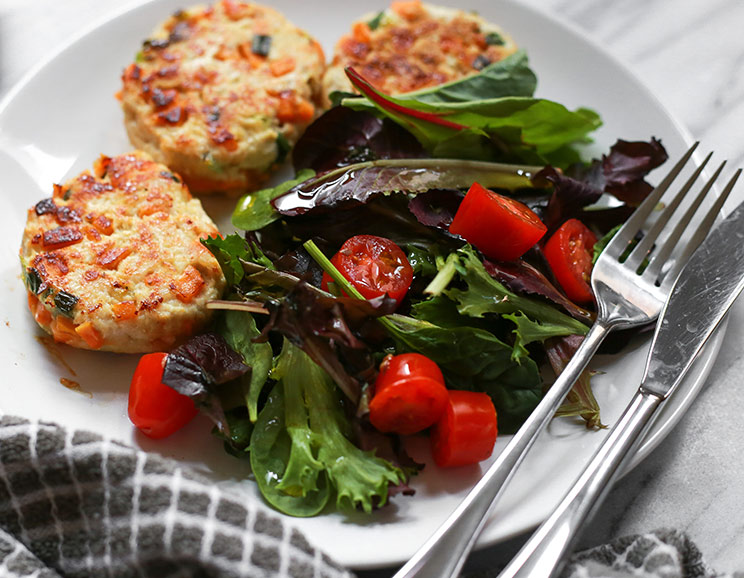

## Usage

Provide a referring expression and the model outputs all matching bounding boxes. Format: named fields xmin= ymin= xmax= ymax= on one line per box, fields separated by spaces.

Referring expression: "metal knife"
xmin=498 ymin=198 xmax=744 ymax=578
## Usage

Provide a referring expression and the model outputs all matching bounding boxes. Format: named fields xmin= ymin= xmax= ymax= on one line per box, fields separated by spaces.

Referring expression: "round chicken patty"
xmin=322 ymin=0 xmax=517 ymax=100
xmin=120 ymin=0 xmax=325 ymax=195
xmin=20 ymin=151 xmax=225 ymax=353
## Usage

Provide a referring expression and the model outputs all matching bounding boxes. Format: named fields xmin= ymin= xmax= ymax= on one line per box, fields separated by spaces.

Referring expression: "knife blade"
xmin=498 ymin=196 xmax=744 ymax=578
xmin=642 ymin=197 xmax=744 ymax=398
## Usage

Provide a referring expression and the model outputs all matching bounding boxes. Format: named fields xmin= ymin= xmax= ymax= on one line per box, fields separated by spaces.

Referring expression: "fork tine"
xmin=658 ymin=167 xmax=743 ymax=288
xmin=623 ymin=151 xmax=713 ymax=271
xmin=603 ymin=141 xmax=699 ymax=259
xmin=643 ymin=160 xmax=726 ymax=281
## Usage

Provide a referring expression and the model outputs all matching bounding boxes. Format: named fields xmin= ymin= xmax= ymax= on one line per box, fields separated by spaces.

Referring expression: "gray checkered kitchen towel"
xmin=0 ymin=415 xmax=736 ymax=578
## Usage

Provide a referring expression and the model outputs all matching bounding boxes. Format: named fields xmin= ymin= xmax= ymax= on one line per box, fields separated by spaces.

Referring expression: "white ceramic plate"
xmin=0 ymin=0 xmax=725 ymax=570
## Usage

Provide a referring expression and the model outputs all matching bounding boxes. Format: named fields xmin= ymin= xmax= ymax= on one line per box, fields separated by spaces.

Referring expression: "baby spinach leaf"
xmin=213 ymin=408 xmax=255 ymax=456
xmin=402 ymin=50 xmax=537 ymax=104
xmin=384 ymin=313 xmax=542 ymax=433
xmin=232 ymin=168 xmax=315 ymax=231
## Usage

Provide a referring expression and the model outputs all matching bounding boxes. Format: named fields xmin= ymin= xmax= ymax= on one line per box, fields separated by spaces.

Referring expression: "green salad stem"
xmin=303 ymin=239 xmax=398 ymax=333
xmin=423 ymin=253 xmax=460 ymax=296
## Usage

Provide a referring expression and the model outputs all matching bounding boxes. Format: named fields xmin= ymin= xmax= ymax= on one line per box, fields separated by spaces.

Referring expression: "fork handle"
xmin=497 ymin=388 xmax=662 ymax=578
xmin=392 ymin=321 xmax=614 ymax=578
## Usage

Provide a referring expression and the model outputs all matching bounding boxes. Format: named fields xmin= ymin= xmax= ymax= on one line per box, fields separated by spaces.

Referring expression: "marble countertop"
xmin=2 ymin=0 xmax=743 ymax=575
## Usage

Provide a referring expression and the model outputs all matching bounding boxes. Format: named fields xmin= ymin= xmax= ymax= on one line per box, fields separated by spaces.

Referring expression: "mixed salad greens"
xmin=129 ymin=50 xmax=669 ymax=517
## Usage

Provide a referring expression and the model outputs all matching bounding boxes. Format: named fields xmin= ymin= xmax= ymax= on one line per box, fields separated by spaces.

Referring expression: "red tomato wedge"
xmin=321 ymin=235 xmax=414 ymax=304
xmin=449 ymin=182 xmax=547 ymax=261
xmin=543 ymin=218 xmax=598 ymax=304
xmin=430 ymin=390 xmax=498 ymax=468
xmin=368 ymin=353 xmax=449 ymax=435
xmin=128 ymin=352 xmax=198 ymax=439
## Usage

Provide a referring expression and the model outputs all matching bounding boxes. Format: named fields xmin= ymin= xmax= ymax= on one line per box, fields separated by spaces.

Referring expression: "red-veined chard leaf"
xmin=342 ymin=65 xmax=601 ymax=168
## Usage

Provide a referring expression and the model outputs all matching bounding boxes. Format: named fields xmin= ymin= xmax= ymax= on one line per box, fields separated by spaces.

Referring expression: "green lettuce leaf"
xmin=503 ymin=311 xmax=586 ymax=362
xmin=250 ymin=383 xmax=330 ymax=517
xmin=445 ymin=246 xmax=589 ymax=346
xmin=203 ymin=235 xmax=273 ymax=286
xmin=250 ymin=340 xmax=405 ymax=516
xmin=218 ymin=310 xmax=273 ymax=422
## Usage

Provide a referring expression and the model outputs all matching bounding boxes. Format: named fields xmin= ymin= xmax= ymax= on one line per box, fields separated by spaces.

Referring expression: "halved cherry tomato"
xmin=543 ymin=218 xmax=598 ymax=304
xmin=449 ymin=182 xmax=547 ymax=261
xmin=321 ymin=235 xmax=414 ymax=304
xmin=128 ymin=352 xmax=198 ymax=439
xmin=430 ymin=390 xmax=498 ymax=468
xmin=368 ymin=353 xmax=449 ymax=435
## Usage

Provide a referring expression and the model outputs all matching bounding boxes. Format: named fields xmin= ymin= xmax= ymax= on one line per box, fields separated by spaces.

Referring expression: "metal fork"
xmin=393 ymin=142 xmax=738 ymax=578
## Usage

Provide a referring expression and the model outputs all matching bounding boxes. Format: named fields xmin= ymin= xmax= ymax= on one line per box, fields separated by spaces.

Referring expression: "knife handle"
xmin=497 ymin=388 xmax=663 ymax=578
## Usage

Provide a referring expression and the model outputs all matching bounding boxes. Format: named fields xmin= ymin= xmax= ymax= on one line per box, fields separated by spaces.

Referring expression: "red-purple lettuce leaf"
xmin=272 ymin=158 xmax=535 ymax=217
xmin=292 ymin=106 xmax=426 ymax=174
xmin=162 ymin=333 xmax=251 ymax=435
xmin=534 ymin=138 xmax=668 ymax=234
xmin=533 ymin=165 xmax=604 ymax=235
xmin=483 ymin=258 xmax=594 ymax=324
xmin=406 ymin=189 xmax=462 ymax=229
xmin=258 ymin=281 xmax=396 ymax=405
xmin=264 ymin=195 xmax=459 ymax=257
xmin=601 ymin=138 xmax=669 ymax=204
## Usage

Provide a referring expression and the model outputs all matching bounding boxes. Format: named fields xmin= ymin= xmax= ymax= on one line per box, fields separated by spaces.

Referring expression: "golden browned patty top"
xmin=323 ymin=0 xmax=517 ymax=98
xmin=20 ymin=151 xmax=225 ymax=353
xmin=119 ymin=0 xmax=325 ymax=194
